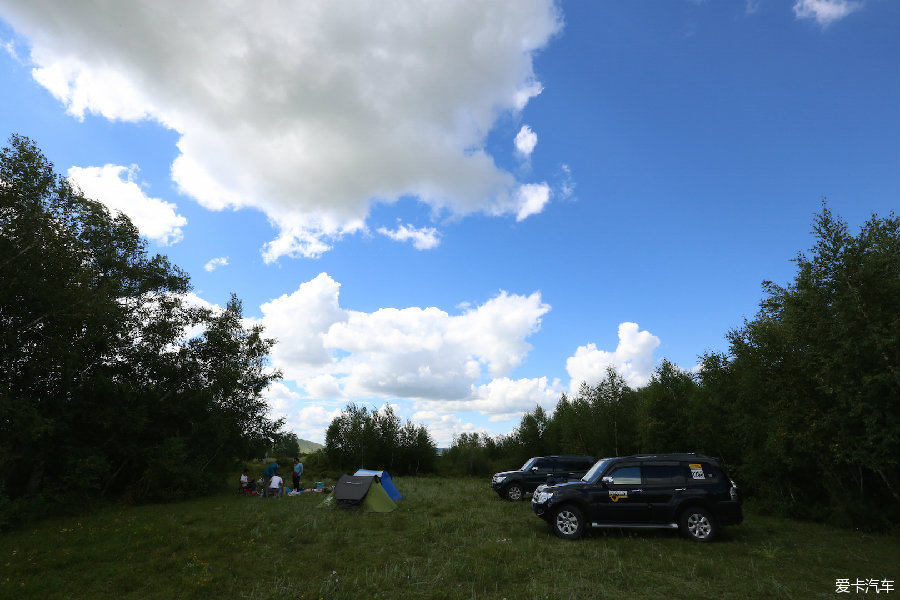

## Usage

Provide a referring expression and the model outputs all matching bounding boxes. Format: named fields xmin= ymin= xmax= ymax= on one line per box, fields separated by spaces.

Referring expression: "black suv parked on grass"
xmin=491 ymin=455 xmax=594 ymax=501
xmin=531 ymin=454 xmax=742 ymax=542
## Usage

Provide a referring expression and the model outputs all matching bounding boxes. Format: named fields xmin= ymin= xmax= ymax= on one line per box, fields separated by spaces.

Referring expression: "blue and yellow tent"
xmin=354 ymin=469 xmax=402 ymax=501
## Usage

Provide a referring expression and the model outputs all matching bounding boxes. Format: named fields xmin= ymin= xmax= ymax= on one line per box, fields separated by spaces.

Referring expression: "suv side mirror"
xmin=531 ymin=466 xmax=539 ymax=472
xmin=601 ymin=476 xmax=614 ymax=486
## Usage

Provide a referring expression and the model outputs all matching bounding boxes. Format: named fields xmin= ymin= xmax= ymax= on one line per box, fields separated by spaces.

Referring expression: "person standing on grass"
xmin=268 ymin=472 xmax=285 ymax=497
xmin=292 ymin=457 xmax=303 ymax=492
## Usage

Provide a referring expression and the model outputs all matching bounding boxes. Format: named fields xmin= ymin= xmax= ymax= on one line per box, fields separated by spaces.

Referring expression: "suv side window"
xmin=689 ymin=462 xmax=720 ymax=481
xmin=607 ymin=466 xmax=641 ymax=485
xmin=533 ymin=458 xmax=555 ymax=472
xmin=643 ymin=464 xmax=686 ymax=486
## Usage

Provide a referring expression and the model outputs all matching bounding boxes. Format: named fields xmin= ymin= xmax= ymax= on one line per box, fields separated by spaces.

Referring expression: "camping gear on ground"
xmin=353 ymin=469 xmax=402 ymax=501
xmin=319 ymin=473 xmax=397 ymax=512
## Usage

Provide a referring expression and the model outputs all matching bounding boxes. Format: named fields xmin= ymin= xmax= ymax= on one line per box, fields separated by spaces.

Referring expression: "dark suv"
xmin=491 ymin=455 xmax=594 ymax=501
xmin=531 ymin=454 xmax=742 ymax=542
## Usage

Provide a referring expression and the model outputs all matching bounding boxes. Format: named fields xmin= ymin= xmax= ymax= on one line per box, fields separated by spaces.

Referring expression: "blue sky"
xmin=1 ymin=1 xmax=897 ymax=445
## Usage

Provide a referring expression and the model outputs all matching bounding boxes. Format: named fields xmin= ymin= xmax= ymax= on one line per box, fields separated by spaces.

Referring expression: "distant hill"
xmin=298 ymin=438 xmax=324 ymax=453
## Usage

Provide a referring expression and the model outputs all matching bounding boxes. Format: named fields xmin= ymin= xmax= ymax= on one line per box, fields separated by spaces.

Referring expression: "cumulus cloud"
xmin=514 ymin=125 xmax=538 ymax=158
xmin=204 ymin=256 xmax=228 ymax=272
xmin=377 ymin=223 xmax=441 ymax=250
xmin=256 ymin=272 xmax=550 ymax=405
xmin=2 ymin=0 xmax=563 ymax=260
xmin=566 ymin=322 xmax=661 ymax=391
xmin=257 ymin=273 xmax=348 ymax=380
xmin=464 ymin=376 xmax=561 ymax=422
xmin=67 ymin=164 xmax=186 ymax=245
xmin=248 ymin=274 xmax=555 ymax=442
xmin=265 ymin=382 xmax=343 ymax=443
xmin=411 ymin=410 xmax=485 ymax=448
xmin=793 ymin=0 xmax=862 ymax=27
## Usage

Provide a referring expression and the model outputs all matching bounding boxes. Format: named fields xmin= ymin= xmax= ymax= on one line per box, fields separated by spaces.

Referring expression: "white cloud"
xmin=377 ymin=223 xmax=441 ymax=250
xmin=514 ymin=183 xmax=551 ymax=221
xmin=793 ymin=0 xmax=862 ymax=27
xmin=303 ymin=374 xmax=344 ymax=399
xmin=3 ymin=0 xmax=563 ymax=260
xmin=179 ymin=291 xmax=223 ymax=314
xmin=1 ymin=37 xmax=19 ymax=60
xmin=255 ymin=273 xmax=551 ymax=409
xmin=204 ymin=256 xmax=228 ymax=272
xmin=462 ymin=376 xmax=562 ymax=422
xmin=257 ymin=273 xmax=349 ymax=380
xmin=514 ymin=125 xmax=538 ymax=157
xmin=558 ymin=164 xmax=575 ymax=200
xmin=566 ymin=322 xmax=661 ymax=391
xmin=67 ymin=164 xmax=186 ymax=245
xmin=265 ymin=382 xmax=343 ymax=444
xmin=411 ymin=411 xmax=485 ymax=447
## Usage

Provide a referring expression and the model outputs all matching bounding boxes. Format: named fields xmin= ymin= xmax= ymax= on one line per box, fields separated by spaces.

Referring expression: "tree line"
xmin=317 ymin=403 xmax=437 ymax=476
xmin=0 ymin=135 xmax=283 ymax=528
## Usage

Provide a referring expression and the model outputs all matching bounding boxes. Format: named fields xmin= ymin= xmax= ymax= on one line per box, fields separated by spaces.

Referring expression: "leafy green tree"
xmin=634 ymin=360 xmax=698 ymax=454
xmin=324 ymin=403 xmax=436 ymax=475
xmin=712 ymin=205 xmax=899 ymax=528
xmin=588 ymin=367 xmax=637 ymax=456
xmin=272 ymin=432 xmax=302 ymax=458
xmin=0 ymin=135 xmax=282 ymax=516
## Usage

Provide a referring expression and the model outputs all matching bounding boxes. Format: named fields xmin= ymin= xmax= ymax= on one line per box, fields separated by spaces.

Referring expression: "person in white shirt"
xmin=268 ymin=473 xmax=285 ymax=497
xmin=239 ymin=469 xmax=254 ymax=494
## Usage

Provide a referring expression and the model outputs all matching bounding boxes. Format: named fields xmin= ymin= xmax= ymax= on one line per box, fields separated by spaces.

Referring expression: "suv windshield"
xmin=582 ymin=458 xmax=613 ymax=483
xmin=520 ymin=458 xmax=537 ymax=471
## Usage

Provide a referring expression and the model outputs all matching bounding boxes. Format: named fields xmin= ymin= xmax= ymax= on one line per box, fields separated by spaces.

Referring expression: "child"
xmin=239 ymin=469 xmax=255 ymax=494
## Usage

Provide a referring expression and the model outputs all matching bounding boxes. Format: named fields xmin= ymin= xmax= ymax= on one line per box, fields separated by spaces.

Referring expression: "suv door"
xmin=641 ymin=462 xmax=687 ymax=524
xmin=525 ymin=457 xmax=556 ymax=491
xmin=590 ymin=464 xmax=649 ymax=524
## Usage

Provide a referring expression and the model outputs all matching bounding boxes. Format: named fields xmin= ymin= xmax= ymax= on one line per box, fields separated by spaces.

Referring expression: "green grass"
xmin=1 ymin=477 xmax=897 ymax=599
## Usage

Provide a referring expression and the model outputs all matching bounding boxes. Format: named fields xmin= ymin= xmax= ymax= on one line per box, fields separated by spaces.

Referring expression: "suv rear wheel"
xmin=552 ymin=505 xmax=585 ymax=540
xmin=505 ymin=483 xmax=523 ymax=501
xmin=680 ymin=507 xmax=716 ymax=542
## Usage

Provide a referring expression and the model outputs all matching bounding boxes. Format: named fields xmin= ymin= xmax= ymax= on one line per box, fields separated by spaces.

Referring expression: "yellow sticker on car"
xmin=609 ymin=490 xmax=628 ymax=502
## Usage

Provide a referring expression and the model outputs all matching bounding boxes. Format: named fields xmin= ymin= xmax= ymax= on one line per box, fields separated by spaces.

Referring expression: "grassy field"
xmin=1 ymin=477 xmax=897 ymax=600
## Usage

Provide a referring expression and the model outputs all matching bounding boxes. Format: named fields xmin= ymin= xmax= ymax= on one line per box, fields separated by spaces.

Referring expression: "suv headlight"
xmin=533 ymin=490 xmax=554 ymax=503
xmin=492 ymin=475 xmax=505 ymax=484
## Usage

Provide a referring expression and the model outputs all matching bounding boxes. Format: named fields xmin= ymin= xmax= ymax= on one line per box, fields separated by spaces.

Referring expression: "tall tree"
xmin=635 ymin=360 xmax=698 ymax=454
xmin=324 ymin=403 xmax=436 ymax=475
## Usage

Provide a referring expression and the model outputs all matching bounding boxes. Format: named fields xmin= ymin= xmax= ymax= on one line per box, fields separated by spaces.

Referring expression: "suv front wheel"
xmin=505 ymin=483 xmax=524 ymax=501
xmin=679 ymin=507 xmax=717 ymax=542
xmin=552 ymin=505 xmax=585 ymax=540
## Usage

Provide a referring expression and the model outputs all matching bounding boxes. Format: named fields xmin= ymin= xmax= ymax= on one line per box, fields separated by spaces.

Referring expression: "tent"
xmin=322 ymin=474 xmax=396 ymax=512
xmin=353 ymin=469 xmax=402 ymax=501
